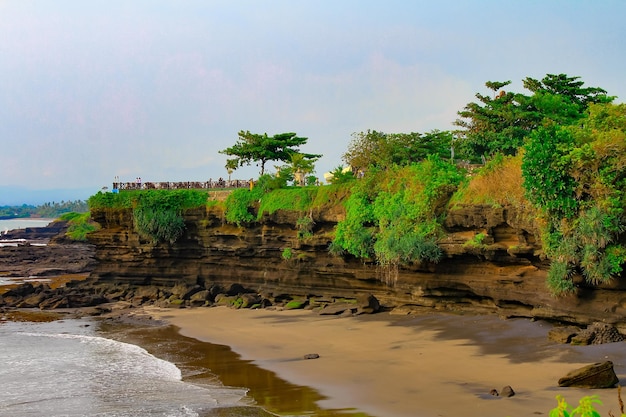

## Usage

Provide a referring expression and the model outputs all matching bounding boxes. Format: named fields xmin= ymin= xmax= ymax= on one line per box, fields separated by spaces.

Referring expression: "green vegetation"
xmin=463 ymin=232 xmax=487 ymax=249
xmin=89 ymin=189 xmax=208 ymax=244
xmin=343 ymin=129 xmax=453 ymax=173
xmin=523 ymin=103 xmax=626 ymax=295
xmin=0 ymin=200 xmax=88 ymax=219
xmin=85 ymin=72 xmax=626 ymax=296
xmin=454 ymin=74 xmax=612 ymax=161
xmin=220 ymin=130 xmax=321 ymax=176
xmin=549 ymin=394 xmax=611 ymax=417
xmin=281 ymin=247 xmax=293 ymax=261
xmin=58 ymin=212 xmax=99 ymax=241
xmin=333 ymin=156 xmax=463 ymax=283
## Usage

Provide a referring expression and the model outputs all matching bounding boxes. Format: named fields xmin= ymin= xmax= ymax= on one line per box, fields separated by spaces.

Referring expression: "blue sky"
xmin=2 ymin=0 xmax=625 ymax=204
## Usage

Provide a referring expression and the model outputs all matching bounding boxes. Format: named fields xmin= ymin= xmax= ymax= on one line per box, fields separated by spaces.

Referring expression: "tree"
xmin=454 ymin=74 xmax=614 ymax=162
xmin=220 ymin=131 xmax=321 ymax=175
xmin=289 ymin=152 xmax=318 ymax=186
xmin=225 ymin=159 xmax=238 ymax=181
xmin=454 ymin=80 xmax=534 ymax=160
xmin=523 ymin=73 xmax=614 ymax=111
xmin=343 ymin=129 xmax=453 ymax=172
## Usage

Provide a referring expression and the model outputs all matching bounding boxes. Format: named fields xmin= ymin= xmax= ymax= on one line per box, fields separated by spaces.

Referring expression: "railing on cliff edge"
xmin=112 ymin=179 xmax=253 ymax=191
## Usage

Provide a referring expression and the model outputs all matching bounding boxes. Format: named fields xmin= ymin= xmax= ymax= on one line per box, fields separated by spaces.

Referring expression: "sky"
xmin=2 ymin=0 xmax=626 ymax=205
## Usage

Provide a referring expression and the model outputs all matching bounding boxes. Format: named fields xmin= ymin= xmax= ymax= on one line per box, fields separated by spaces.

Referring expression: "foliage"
xmin=549 ymin=395 xmax=603 ymax=417
xmin=220 ymin=131 xmax=321 ymax=175
xmin=296 ymin=215 xmax=314 ymax=239
xmin=224 ymin=186 xmax=265 ymax=226
xmin=223 ymin=177 xmax=353 ymax=227
xmin=343 ymin=129 xmax=453 ymax=172
xmin=521 ymin=103 xmax=626 ymax=295
xmin=134 ymin=207 xmax=186 ymax=244
xmin=59 ymin=212 xmax=99 ymax=241
xmin=281 ymin=247 xmax=293 ymax=261
xmin=522 ymin=125 xmax=578 ymax=218
xmin=454 ymin=74 xmax=613 ymax=161
xmin=89 ymin=190 xmax=208 ymax=244
xmin=524 ymin=73 xmax=614 ymax=112
xmin=332 ymin=156 xmax=463 ymax=281
xmin=0 ymin=200 xmax=88 ymax=219
xmin=289 ymin=152 xmax=319 ymax=186
xmin=326 ymin=166 xmax=356 ymax=184
xmin=463 ymin=232 xmax=486 ymax=249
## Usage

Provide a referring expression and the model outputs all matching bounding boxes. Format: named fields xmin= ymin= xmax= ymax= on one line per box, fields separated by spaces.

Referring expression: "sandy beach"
xmin=145 ymin=306 xmax=626 ymax=417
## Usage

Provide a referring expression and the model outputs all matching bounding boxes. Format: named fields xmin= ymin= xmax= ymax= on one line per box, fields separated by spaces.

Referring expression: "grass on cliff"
xmin=223 ymin=177 xmax=352 ymax=226
xmin=88 ymin=190 xmax=209 ymax=244
xmin=58 ymin=212 xmax=100 ymax=241
xmin=449 ymin=153 xmax=527 ymax=208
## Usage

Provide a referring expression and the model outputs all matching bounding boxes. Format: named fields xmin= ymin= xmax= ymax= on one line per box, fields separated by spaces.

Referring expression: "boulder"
xmin=240 ymin=293 xmax=262 ymax=308
xmin=500 ymin=385 xmax=515 ymax=397
xmin=586 ymin=323 xmax=624 ymax=344
xmin=356 ymin=293 xmax=380 ymax=314
xmin=548 ymin=326 xmax=581 ymax=344
xmin=318 ymin=302 xmax=357 ymax=316
xmin=189 ymin=290 xmax=210 ymax=306
xmin=558 ymin=361 xmax=619 ymax=388
xmin=17 ymin=292 xmax=49 ymax=308
xmin=570 ymin=323 xmax=624 ymax=345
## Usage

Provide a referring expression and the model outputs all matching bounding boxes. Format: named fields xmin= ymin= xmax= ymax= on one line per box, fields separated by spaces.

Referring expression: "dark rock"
xmin=181 ymin=285 xmax=203 ymax=300
xmin=226 ymin=283 xmax=250 ymax=296
xmin=548 ymin=326 xmax=581 ymax=344
xmin=500 ymin=386 xmax=515 ymax=397
xmin=586 ymin=323 xmax=624 ymax=344
xmin=558 ymin=361 xmax=619 ymax=388
xmin=39 ymin=296 xmax=70 ymax=310
xmin=571 ymin=331 xmax=596 ymax=346
xmin=3 ymin=282 xmax=35 ymax=298
xmin=356 ymin=293 xmax=380 ymax=314
xmin=319 ymin=303 xmax=357 ymax=316
xmin=17 ymin=292 xmax=48 ymax=308
xmin=133 ymin=286 xmax=160 ymax=301
xmin=189 ymin=290 xmax=210 ymax=306
xmin=215 ymin=294 xmax=239 ymax=307
xmin=489 ymin=389 xmax=499 ymax=396
xmin=303 ymin=353 xmax=320 ymax=360
xmin=240 ymin=293 xmax=262 ymax=308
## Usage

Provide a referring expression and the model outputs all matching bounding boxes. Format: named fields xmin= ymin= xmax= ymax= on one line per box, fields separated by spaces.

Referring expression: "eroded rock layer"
xmin=86 ymin=204 xmax=626 ymax=329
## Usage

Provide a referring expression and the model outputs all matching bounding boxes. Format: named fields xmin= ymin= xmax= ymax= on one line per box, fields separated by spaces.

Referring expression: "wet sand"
xmin=146 ymin=306 xmax=626 ymax=417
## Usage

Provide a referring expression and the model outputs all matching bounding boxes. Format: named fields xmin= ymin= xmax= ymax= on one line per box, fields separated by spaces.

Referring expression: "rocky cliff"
xmin=87 ymin=203 xmax=626 ymax=330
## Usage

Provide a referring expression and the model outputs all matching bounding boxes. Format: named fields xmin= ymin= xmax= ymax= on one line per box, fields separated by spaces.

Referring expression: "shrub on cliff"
xmin=223 ymin=174 xmax=352 ymax=226
xmin=88 ymin=190 xmax=208 ymax=244
xmin=522 ymin=103 xmax=626 ymax=295
xmin=332 ymin=156 xmax=463 ymax=283
xmin=59 ymin=212 xmax=99 ymax=241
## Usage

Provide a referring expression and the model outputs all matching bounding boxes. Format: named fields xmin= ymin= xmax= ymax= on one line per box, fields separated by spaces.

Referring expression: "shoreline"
xmin=145 ymin=306 xmax=626 ymax=417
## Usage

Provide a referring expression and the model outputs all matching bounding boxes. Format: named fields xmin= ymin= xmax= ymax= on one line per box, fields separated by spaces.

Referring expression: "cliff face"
xmin=88 ymin=204 xmax=626 ymax=328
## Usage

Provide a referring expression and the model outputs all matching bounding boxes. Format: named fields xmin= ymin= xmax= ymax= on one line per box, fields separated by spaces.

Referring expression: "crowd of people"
xmin=112 ymin=177 xmax=252 ymax=191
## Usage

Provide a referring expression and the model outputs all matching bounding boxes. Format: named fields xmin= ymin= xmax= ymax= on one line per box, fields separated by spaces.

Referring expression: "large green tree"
xmin=220 ymin=131 xmax=321 ymax=175
xmin=454 ymin=74 xmax=613 ymax=161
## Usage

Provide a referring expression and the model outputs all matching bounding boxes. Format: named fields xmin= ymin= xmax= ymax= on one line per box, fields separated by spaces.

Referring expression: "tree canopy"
xmin=220 ymin=131 xmax=321 ymax=176
xmin=454 ymin=74 xmax=614 ymax=161
xmin=342 ymin=129 xmax=453 ymax=172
